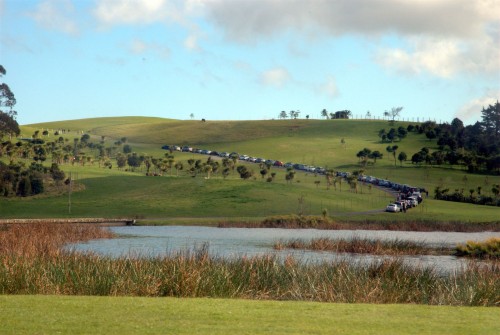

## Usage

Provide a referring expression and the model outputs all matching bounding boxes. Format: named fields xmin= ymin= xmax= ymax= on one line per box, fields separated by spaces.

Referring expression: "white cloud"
xmin=93 ymin=0 xmax=178 ymax=26
xmin=376 ymin=29 xmax=500 ymax=78
xmin=376 ymin=38 xmax=461 ymax=78
xmin=130 ymin=39 xmax=147 ymax=54
xmin=28 ymin=0 xmax=79 ymax=35
xmin=456 ymin=90 xmax=500 ymax=122
xmin=261 ymin=67 xmax=290 ymax=87
xmin=203 ymin=0 xmax=494 ymax=42
xmin=129 ymin=38 xmax=170 ymax=58
xmin=319 ymin=75 xmax=339 ymax=98
xmin=202 ymin=0 xmax=499 ymax=78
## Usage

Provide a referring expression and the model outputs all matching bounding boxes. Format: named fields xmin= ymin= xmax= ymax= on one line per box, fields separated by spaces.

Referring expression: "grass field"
xmin=1 ymin=295 xmax=499 ymax=335
xmin=1 ymin=117 xmax=498 ymax=223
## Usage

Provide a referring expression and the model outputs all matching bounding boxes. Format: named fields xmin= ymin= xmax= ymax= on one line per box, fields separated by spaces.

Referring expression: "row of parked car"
xmin=162 ymin=144 xmax=426 ymax=213
xmin=161 ymin=144 xmax=328 ymax=173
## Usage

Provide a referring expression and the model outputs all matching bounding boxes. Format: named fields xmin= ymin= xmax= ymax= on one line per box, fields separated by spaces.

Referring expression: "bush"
xmin=455 ymin=238 xmax=500 ymax=259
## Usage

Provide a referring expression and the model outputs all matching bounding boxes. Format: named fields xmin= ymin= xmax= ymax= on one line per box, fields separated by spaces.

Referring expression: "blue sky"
xmin=1 ymin=0 xmax=499 ymax=125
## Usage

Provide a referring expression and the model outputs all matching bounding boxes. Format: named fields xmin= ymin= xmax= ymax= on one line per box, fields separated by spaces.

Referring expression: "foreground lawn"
xmin=1 ymin=296 xmax=498 ymax=335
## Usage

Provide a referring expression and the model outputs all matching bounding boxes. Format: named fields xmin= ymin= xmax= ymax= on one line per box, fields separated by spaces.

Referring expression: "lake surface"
xmin=68 ymin=226 xmax=500 ymax=273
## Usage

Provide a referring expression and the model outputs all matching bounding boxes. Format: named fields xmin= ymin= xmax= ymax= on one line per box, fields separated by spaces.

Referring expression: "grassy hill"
xmin=2 ymin=117 xmax=498 ymax=222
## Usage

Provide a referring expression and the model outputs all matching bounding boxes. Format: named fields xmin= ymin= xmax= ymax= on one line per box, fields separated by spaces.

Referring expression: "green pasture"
xmin=1 ymin=295 xmax=498 ymax=335
xmin=3 ymin=117 xmax=498 ymax=222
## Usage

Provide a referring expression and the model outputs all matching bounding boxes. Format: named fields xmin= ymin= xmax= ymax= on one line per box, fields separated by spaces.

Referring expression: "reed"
xmin=455 ymin=238 xmax=500 ymax=259
xmin=219 ymin=216 xmax=500 ymax=232
xmin=0 ymin=224 xmax=498 ymax=306
xmin=273 ymin=237 xmax=450 ymax=256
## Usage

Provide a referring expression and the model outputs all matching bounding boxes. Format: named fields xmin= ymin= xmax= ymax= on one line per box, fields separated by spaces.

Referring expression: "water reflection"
xmin=68 ymin=226 xmax=500 ymax=273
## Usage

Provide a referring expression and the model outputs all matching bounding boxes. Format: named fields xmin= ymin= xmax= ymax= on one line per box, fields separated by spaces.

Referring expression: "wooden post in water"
xmin=68 ymin=172 xmax=72 ymax=214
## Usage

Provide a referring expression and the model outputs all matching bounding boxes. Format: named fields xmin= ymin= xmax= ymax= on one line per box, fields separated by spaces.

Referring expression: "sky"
xmin=0 ymin=0 xmax=499 ymax=125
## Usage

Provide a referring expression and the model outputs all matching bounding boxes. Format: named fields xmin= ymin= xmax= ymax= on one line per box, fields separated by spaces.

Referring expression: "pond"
xmin=68 ymin=226 xmax=500 ymax=273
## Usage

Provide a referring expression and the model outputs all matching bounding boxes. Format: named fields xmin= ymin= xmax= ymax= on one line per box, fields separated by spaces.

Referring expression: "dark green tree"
xmin=398 ymin=152 xmax=407 ymax=166
xmin=0 ymin=65 xmax=20 ymax=139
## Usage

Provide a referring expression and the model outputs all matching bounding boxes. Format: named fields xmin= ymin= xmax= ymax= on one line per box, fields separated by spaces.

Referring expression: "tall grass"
xmin=273 ymin=237 xmax=450 ymax=256
xmin=1 ymin=224 xmax=498 ymax=305
xmin=219 ymin=216 xmax=500 ymax=232
xmin=455 ymin=238 xmax=500 ymax=259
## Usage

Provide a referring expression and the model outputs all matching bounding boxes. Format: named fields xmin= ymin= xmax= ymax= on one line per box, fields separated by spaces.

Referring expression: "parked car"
xmin=407 ymin=196 xmax=418 ymax=207
xmin=386 ymin=204 xmax=400 ymax=212
xmin=273 ymin=161 xmax=284 ymax=167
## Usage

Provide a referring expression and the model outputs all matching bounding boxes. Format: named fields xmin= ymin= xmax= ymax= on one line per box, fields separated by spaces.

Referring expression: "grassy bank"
xmin=1 ymin=223 xmax=498 ymax=305
xmin=218 ymin=215 xmax=500 ymax=231
xmin=1 ymin=295 xmax=499 ymax=335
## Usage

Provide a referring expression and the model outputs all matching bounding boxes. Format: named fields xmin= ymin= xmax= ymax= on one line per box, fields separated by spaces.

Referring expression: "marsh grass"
xmin=455 ymin=238 xmax=500 ymax=259
xmin=0 ymin=223 xmax=498 ymax=306
xmin=219 ymin=216 xmax=500 ymax=232
xmin=273 ymin=237 xmax=451 ymax=256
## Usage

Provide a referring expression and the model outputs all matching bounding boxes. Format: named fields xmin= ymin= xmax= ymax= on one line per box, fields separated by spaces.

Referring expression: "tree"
xmin=116 ymin=153 xmax=127 ymax=170
xmin=481 ymin=101 xmax=500 ymax=139
xmin=384 ymin=106 xmax=403 ymax=124
xmin=123 ymin=144 xmax=132 ymax=154
xmin=369 ymin=150 xmax=383 ymax=164
xmin=450 ymin=117 xmax=464 ymax=136
xmin=127 ymin=153 xmax=142 ymax=171
xmin=386 ymin=128 xmax=397 ymax=142
xmin=397 ymin=126 xmax=408 ymax=139
xmin=425 ymin=130 xmax=436 ymax=141
xmin=0 ymin=65 xmax=20 ymax=139
xmin=190 ymin=113 xmax=194 ymax=120
xmin=279 ymin=110 xmax=287 ymax=119
xmin=174 ymin=161 xmax=183 ymax=176
xmin=356 ymin=148 xmax=371 ymax=166
xmin=386 ymin=145 xmax=398 ymax=166
xmin=398 ymin=152 xmax=407 ymax=166
xmin=236 ymin=165 xmax=253 ymax=179
xmin=321 ymin=109 xmax=329 ymax=119
xmin=378 ymin=129 xmax=387 ymax=142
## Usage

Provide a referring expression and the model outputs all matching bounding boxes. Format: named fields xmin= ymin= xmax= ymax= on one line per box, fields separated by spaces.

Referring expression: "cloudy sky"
xmin=1 ymin=0 xmax=499 ymax=125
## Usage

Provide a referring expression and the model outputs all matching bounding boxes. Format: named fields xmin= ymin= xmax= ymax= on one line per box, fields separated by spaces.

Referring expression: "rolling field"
xmin=1 ymin=117 xmax=499 ymax=222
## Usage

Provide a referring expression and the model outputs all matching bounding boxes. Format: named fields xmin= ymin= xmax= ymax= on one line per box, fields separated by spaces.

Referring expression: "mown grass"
xmin=8 ymin=117 xmax=499 ymax=224
xmin=273 ymin=237 xmax=450 ymax=256
xmin=1 ymin=223 xmax=499 ymax=306
xmin=2 ymin=296 xmax=500 ymax=335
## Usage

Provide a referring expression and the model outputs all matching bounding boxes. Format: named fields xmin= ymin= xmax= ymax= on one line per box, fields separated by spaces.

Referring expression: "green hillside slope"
xmin=4 ymin=116 xmax=497 ymax=222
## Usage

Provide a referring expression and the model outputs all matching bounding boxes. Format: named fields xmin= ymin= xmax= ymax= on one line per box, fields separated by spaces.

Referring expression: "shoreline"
xmin=1 ymin=216 xmax=499 ymax=232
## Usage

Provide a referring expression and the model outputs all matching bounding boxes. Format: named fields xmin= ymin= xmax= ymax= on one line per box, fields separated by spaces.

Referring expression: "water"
xmin=68 ymin=226 xmax=500 ymax=273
